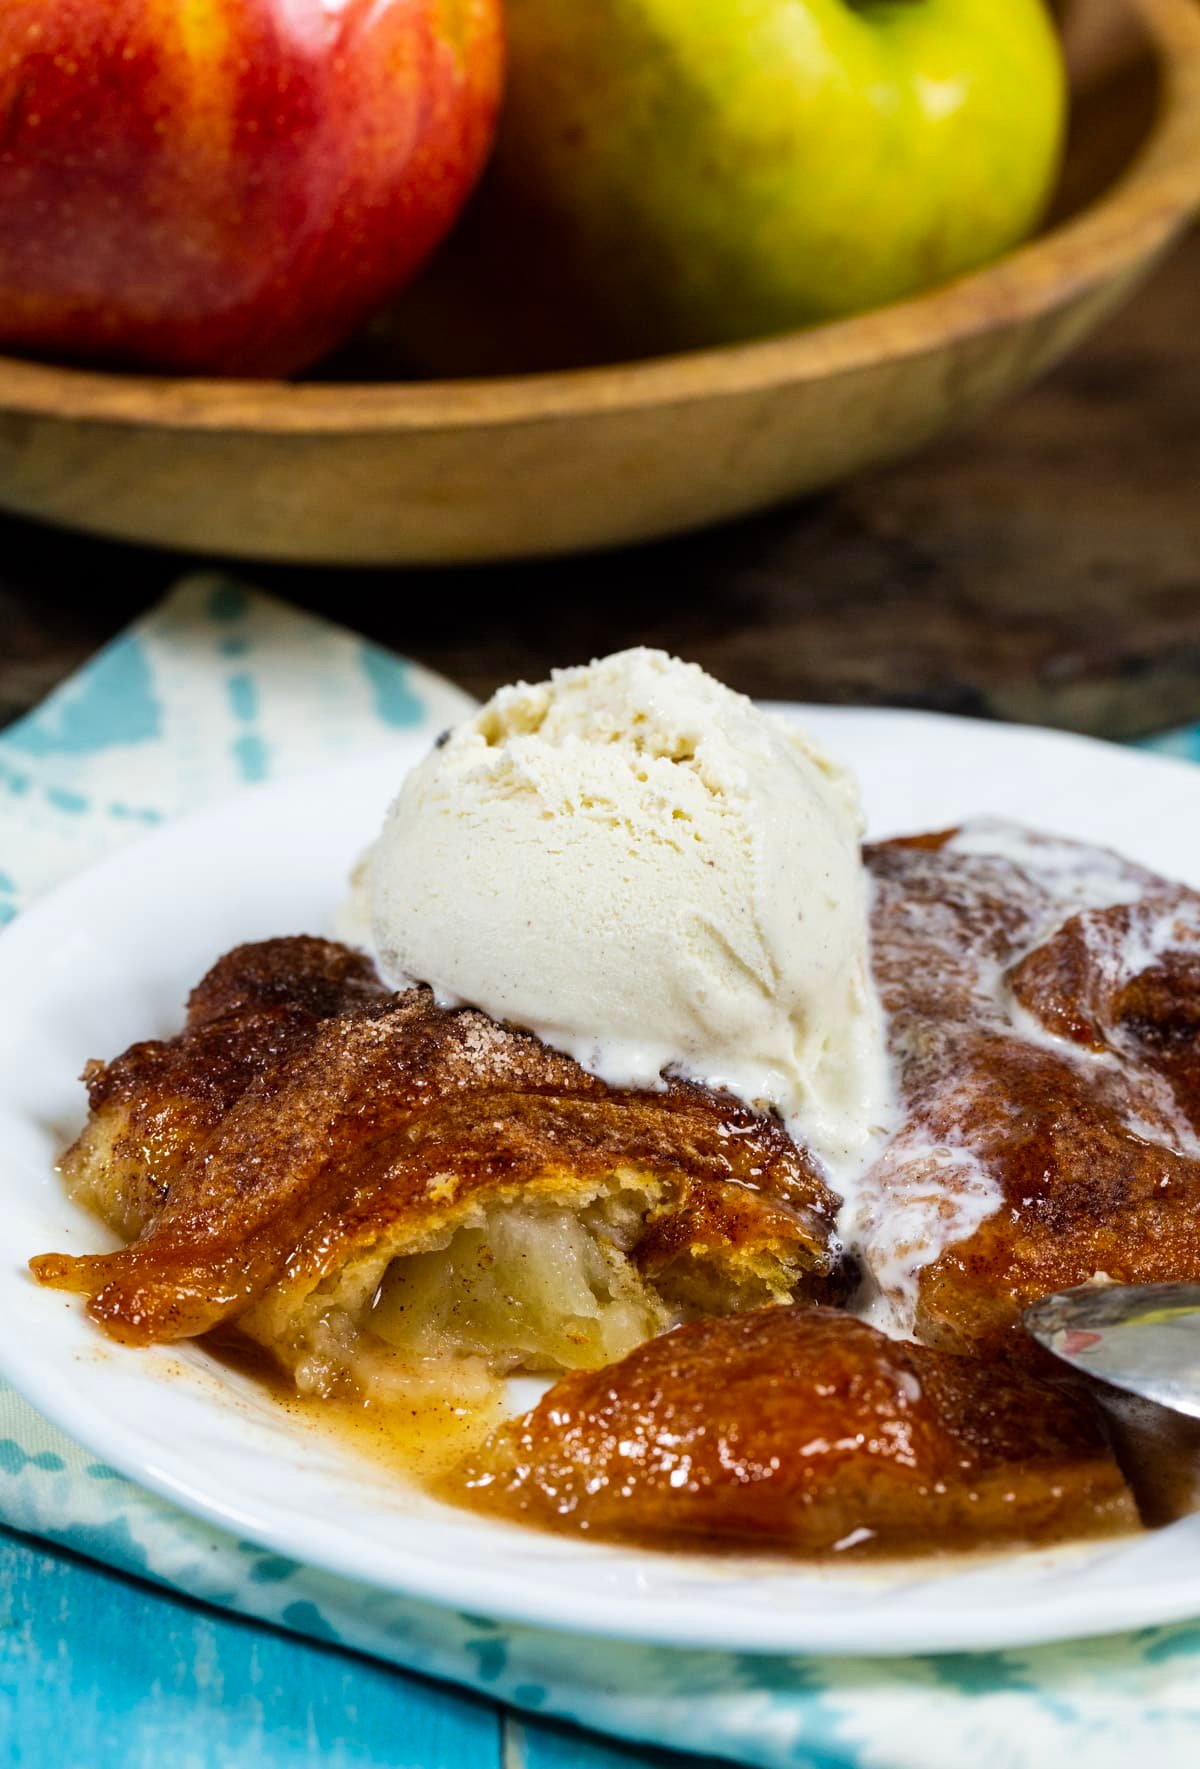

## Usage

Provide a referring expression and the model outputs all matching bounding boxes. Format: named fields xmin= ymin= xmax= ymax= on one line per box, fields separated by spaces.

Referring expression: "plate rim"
xmin=5 ymin=706 xmax=1200 ymax=1656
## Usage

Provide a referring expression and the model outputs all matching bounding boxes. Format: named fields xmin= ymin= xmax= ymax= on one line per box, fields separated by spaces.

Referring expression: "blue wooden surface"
xmin=0 ymin=1527 xmax=728 ymax=1769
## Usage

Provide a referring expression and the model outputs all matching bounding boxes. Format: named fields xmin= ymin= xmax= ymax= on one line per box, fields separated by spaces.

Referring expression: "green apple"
xmin=398 ymin=0 xmax=1067 ymax=371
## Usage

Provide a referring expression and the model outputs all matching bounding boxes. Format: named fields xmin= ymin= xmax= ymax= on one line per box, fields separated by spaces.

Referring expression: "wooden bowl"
xmin=0 ymin=0 xmax=1196 ymax=568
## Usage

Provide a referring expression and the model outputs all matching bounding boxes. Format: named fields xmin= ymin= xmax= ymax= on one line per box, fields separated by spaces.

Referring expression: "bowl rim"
xmin=0 ymin=0 xmax=1196 ymax=438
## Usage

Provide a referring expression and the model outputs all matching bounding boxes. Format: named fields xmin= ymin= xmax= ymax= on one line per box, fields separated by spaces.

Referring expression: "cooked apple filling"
xmin=367 ymin=1196 xmax=671 ymax=1374
xmin=242 ymin=1167 xmax=824 ymax=1405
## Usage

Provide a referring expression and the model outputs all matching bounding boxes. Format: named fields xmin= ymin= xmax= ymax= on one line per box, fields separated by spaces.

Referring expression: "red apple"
xmin=0 ymin=0 xmax=503 ymax=376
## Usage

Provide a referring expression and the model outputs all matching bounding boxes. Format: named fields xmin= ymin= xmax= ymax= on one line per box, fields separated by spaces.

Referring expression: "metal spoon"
xmin=1024 ymin=1282 xmax=1200 ymax=1418
xmin=1025 ymin=1283 xmax=1200 ymax=1525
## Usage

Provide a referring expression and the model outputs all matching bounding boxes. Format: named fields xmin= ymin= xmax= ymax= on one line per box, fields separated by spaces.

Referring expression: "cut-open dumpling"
xmin=34 ymin=938 xmax=849 ymax=1403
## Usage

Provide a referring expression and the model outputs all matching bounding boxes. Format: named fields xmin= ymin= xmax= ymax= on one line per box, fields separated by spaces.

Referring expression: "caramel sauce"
xmin=205 ymin=1331 xmax=505 ymax=1485
xmin=292 ymin=1389 xmax=503 ymax=1487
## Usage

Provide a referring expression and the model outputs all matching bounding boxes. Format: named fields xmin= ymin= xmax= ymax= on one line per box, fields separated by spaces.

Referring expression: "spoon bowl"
xmin=1025 ymin=1283 xmax=1200 ymax=1419
xmin=1025 ymin=1283 xmax=1200 ymax=1525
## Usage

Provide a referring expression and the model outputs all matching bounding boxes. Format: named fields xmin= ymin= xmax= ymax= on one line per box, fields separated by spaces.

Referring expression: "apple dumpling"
xmin=33 ymin=938 xmax=848 ymax=1405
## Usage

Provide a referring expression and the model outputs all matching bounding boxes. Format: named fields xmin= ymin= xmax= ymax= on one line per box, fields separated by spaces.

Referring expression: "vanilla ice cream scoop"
xmin=360 ymin=649 xmax=883 ymax=1165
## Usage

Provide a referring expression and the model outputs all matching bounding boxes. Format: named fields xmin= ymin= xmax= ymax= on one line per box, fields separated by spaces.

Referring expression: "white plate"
xmin=3 ymin=707 xmax=1200 ymax=1657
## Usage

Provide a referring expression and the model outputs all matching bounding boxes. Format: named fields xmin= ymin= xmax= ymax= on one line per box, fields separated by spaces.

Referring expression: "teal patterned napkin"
xmin=4 ymin=579 xmax=1200 ymax=1769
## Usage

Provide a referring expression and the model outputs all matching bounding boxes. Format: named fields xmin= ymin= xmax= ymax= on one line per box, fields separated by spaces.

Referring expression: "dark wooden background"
xmin=3 ymin=226 xmax=1197 ymax=740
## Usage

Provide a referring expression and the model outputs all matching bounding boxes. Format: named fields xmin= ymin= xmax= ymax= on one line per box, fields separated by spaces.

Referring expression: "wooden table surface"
xmin=1 ymin=229 xmax=1197 ymax=1769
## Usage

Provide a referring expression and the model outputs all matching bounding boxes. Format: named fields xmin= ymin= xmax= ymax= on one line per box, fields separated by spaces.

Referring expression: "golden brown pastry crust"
xmin=32 ymin=938 xmax=847 ymax=1347
xmin=58 ymin=937 xmax=387 ymax=1241
xmin=448 ymin=1306 xmax=1136 ymax=1552
xmin=865 ymin=830 xmax=1200 ymax=1357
